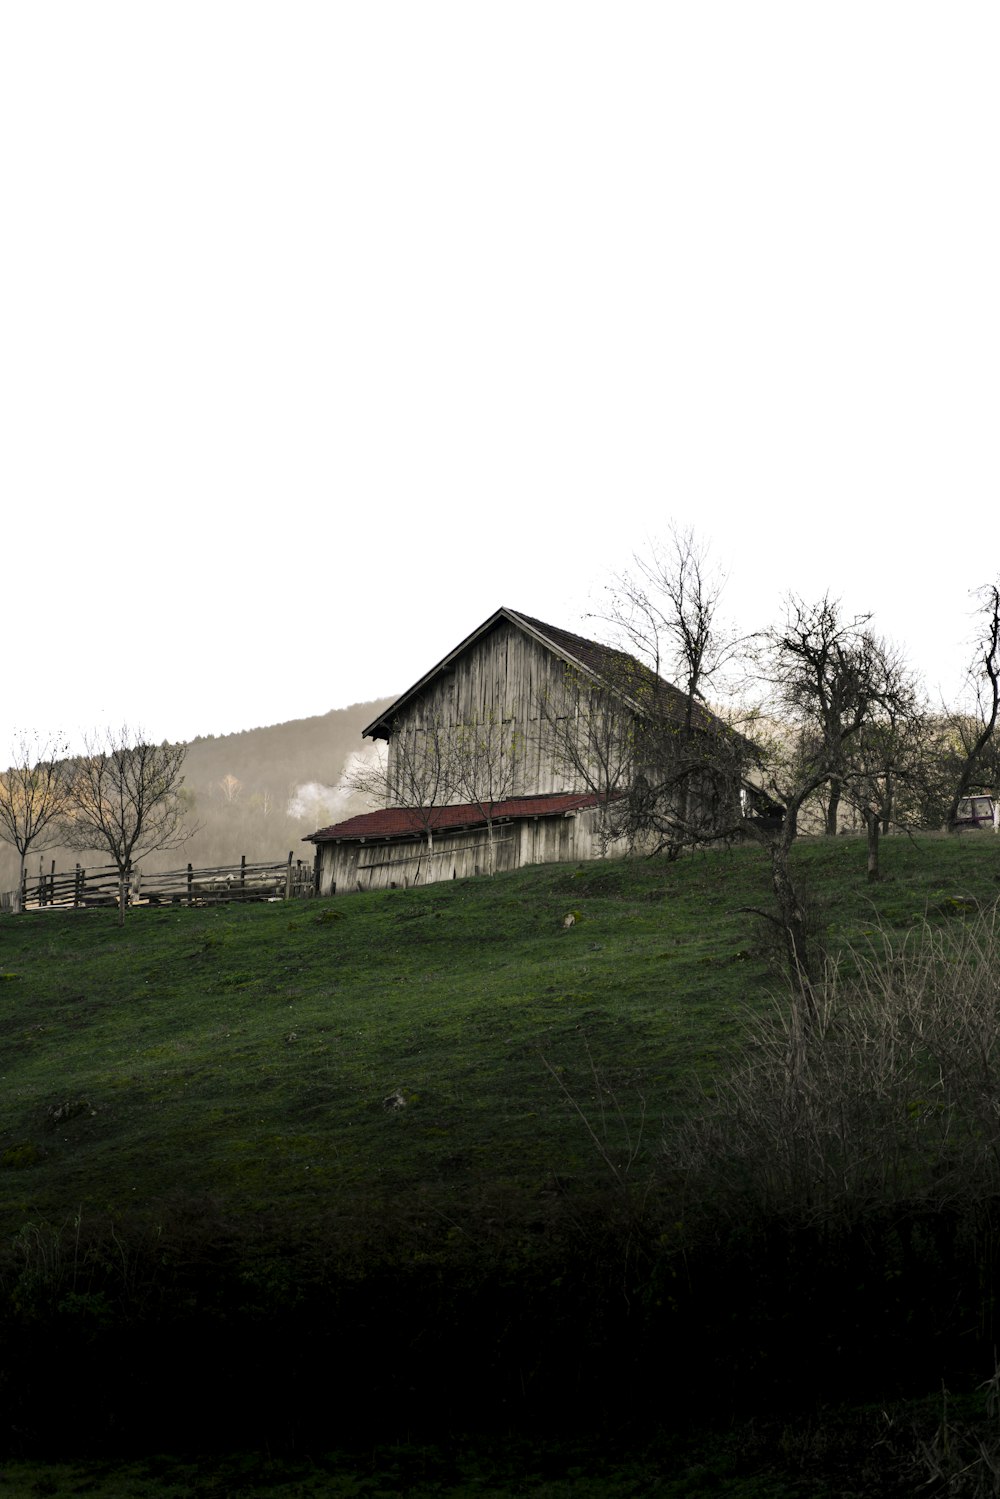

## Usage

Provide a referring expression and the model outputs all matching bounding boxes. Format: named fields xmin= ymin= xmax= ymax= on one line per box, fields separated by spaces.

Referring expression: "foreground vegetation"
xmin=5 ymin=832 xmax=995 ymax=1230
xmin=5 ymin=832 xmax=1000 ymax=1491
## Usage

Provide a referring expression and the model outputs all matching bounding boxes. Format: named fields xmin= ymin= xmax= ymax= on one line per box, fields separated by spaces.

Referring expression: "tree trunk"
xmin=947 ymin=586 xmax=1000 ymax=829
xmin=864 ymin=808 xmax=880 ymax=883
xmin=679 ymin=773 xmax=692 ymax=835
xmin=599 ymin=800 xmax=612 ymax=857
xmin=881 ymin=774 xmax=894 ymax=835
xmin=769 ymin=842 xmax=815 ymax=998
xmin=118 ymin=871 xmax=128 ymax=927
xmin=415 ymin=828 xmax=433 ymax=884
xmin=825 ymin=779 xmax=840 ymax=836
xmin=14 ymin=851 xmax=25 ymax=915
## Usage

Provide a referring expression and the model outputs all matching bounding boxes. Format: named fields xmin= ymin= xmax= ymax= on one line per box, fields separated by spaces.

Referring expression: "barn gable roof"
xmin=306 ymin=791 xmax=606 ymax=843
xmin=361 ymin=605 xmax=702 ymax=741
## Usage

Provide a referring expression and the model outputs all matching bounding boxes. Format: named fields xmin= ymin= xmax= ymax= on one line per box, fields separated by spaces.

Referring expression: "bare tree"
xmin=0 ymin=732 xmax=72 ymax=914
xmin=447 ymin=714 xmax=522 ymax=874
xmin=620 ymin=706 xmax=751 ymax=859
xmin=824 ymin=640 xmax=926 ymax=881
xmin=596 ymin=525 xmax=741 ymax=723
xmin=904 ymin=714 xmax=971 ymax=829
xmin=736 ymin=598 xmax=877 ymax=975
xmin=765 ymin=594 xmax=891 ymax=838
xmin=591 ymin=527 xmax=749 ymax=840
xmin=737 ymin=731 xmax=831 ymax=991
xmin=345 ymin=716 xmax=454 ymax=873
xmin=536 ymin=668 xmax=640 ymax=854
xmin=217 ymin=773 xmax=243 ymax=804
xmin=573 ymin=583 xmax=895 ymax=981
xmin=62 ymin=728 xmax=193 ymax=925
xmin=945 ymin=583 xmax=1000 ymax=831
xmin=248 ymin=788 xmax=274 ymax=818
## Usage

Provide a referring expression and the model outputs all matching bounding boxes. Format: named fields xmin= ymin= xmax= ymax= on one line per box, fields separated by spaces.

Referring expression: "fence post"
xmin=187 ymin=863 xmax=193 ymax=906
xmin=241 ymin=854 xmax=246 ymax=901
xmin=285 ymin=851 xmax=293 ymax=900
xmin=50 ymin=861 xmax=55 ymax=906
xmin=74 ymin=865 xmax=81 ymax=908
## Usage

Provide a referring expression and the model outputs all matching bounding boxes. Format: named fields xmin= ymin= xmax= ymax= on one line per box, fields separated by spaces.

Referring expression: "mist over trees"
xmin=0 ymin=698 xmax=393 ymax=891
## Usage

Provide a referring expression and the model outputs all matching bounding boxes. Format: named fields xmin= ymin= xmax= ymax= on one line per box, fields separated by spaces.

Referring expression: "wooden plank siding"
xmin=386 ymin=621 xmax=579 ymax=801
xmin=319 ymin=824 xmax=517 ymax=894
xmin=313 ymin=804 xmax=624 ymax=897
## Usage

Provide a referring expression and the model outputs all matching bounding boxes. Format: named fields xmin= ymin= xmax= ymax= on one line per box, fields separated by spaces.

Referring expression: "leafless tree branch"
xmin=62 ymin=727 xmax=193 ymax=924
xmin=0 ymin=732 xmax=73 ymax=913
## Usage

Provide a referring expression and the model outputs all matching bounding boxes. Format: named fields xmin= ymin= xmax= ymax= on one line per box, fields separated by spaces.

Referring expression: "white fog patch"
xmin=286 ymin=744 xmax=386 ymax=822
xmin=287 ymin=781 xmax=343 ymax=821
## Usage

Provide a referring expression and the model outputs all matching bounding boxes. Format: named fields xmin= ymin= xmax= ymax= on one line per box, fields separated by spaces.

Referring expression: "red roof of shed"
xmin=306 ymin=792 xmax=606 ymax=843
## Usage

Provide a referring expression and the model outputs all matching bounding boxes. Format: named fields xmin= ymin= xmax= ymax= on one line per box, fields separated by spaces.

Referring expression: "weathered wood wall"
xmin=313 ymin=804 xmax=636 ymax=897
xmin=316 ymin=824 xmax=519 ymax=894
xmin=385 ymin=620 xmax=591 ymax=799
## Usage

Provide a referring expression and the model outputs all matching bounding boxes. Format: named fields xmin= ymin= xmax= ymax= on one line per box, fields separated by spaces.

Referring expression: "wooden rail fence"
xmin=1 ymin=853 xmax=316 ymax=912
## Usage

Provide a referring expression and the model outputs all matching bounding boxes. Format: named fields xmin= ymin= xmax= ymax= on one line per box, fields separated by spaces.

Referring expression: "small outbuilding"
xmin=307 ymin=791 xmax=612 ymax=895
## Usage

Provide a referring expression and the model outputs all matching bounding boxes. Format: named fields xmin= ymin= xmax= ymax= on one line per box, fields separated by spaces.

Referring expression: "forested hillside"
xmin=0 ymin=696 xmax=394 ymax=891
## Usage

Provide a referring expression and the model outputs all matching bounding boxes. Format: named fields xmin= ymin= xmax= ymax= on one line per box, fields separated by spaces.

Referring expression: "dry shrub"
xmin=668 ymin=908 xmax=1000 ymax=1226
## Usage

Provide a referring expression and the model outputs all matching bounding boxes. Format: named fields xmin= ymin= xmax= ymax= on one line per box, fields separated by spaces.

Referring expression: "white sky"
xmin=2 ymin=3 xmax=998 ymax=755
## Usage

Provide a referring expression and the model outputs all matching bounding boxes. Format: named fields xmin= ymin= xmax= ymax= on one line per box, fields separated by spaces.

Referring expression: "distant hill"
xmin=0 ymin=695 xmax=396 ymax=890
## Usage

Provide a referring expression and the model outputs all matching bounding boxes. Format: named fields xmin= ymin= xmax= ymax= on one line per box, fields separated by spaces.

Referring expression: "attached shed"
xmin=307 ymin=792 xmax=615 ymax=895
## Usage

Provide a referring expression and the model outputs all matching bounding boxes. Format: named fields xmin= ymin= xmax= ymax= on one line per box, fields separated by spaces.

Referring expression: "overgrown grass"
xmin=2 ymin=832 xmax=997 ymax=1238
xmin=5 ymin=831 xmax=1000 ymax=1476
xmin=0 ymin=1434 xmax=815 ymax=1496
xmin=670 ymin=908 xmax=1000 ymax=1226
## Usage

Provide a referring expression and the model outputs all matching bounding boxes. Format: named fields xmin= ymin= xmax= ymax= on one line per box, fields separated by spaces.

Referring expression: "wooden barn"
xmin=306 ymin=606 xmax=734 ymax=895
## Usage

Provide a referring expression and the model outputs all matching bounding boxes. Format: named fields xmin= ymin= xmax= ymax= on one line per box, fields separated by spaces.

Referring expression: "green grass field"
xmin=4 ymin=831 xmax=1000 ymax=1493
xmin=1 ymin=831 xmax=998 ymax=1235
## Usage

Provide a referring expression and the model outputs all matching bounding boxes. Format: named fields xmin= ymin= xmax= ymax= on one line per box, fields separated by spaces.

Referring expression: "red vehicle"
xmin=955 ymin=795 xmax=996 ymax=829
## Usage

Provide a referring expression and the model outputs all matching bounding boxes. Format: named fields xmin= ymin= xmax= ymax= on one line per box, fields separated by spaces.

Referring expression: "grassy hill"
xmin=4 ymin=831 xmax=1000 ymax=1486
xmin=6 ymin=831 xmax=998 ymax=1234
